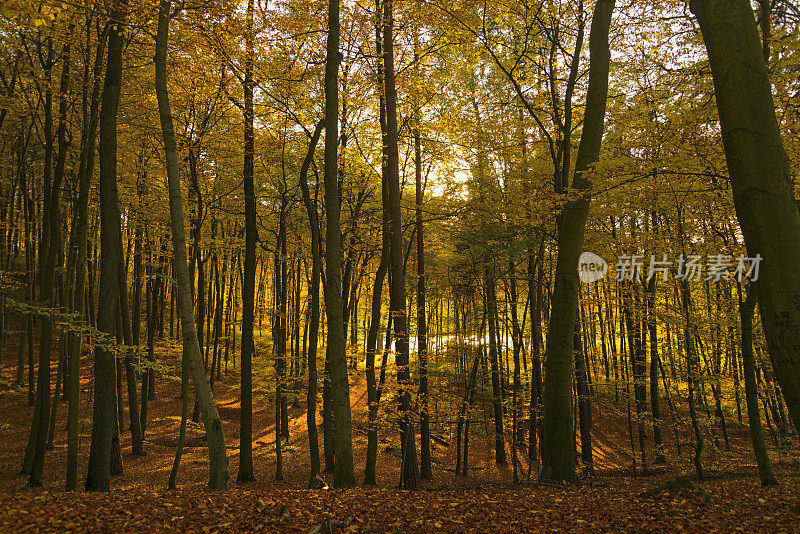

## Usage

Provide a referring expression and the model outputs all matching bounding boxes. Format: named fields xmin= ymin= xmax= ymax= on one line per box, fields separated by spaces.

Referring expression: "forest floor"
xmin=1 ymin=330 xmax=800 ymax=532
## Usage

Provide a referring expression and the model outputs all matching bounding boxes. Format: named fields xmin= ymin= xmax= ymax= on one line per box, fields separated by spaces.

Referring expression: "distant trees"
xmin=1 ymin=0 xmax=798 ymax=495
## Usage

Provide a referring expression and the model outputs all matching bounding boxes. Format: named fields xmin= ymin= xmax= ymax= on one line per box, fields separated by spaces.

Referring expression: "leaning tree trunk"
xmin=154 ymin=0 xmax=228 ymax=490
xmin=690 ymin=0 xmax=800 ymax=439
xmin=540 ymin=0 xmax=614 ymax=482
xmin=325 ymin=0 xmax=356 ymax=488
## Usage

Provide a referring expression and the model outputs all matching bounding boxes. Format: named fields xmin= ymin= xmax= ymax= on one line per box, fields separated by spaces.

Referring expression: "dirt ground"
xmin=1 ymin=327 xmax=800 ymax=532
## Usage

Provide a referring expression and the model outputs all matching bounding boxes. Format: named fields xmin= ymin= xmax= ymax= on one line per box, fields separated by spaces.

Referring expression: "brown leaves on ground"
xmin=1 ymin=475 xmax=799 ymax=533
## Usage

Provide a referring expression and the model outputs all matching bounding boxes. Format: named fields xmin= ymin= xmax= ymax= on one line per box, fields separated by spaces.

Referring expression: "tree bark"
xmin=414 ymin=101 xmax=431 ymax=480
xmin=690 ymin=0 xmax=800 ymax=439
xmin=237 ymin=0 xmax=257 ymax=484
xmin=86 ymin=7 xmax=125 ymax=491
xmin=485 ymin=263 xmax=507 ymax=465
xmin=383 ymin=0 xmax=419 ymax=490
xmin=739 ymin=286 xmax=778 ymax=485
xmin=155 ymin=0 xmax=228 ymax=490
xmin=299 ymin=119 xmax=324 ymax=483
xmin=365 ymin=0 xmax=389 ymax=486
xmin=325 ymin=0 xmax=356 ymax=487
xmin=67 ymin=19 xmax=106 ymax=491
xmin=540 ymin=0 xmax=614 ymax=482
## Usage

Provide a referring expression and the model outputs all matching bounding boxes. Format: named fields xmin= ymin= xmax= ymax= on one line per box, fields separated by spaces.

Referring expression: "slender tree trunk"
xmin=117 ymin=228 xmax=144 ymax=455
xmin=485 ymin=262 xmax=506 ymax=465
xmin=574 ymin=307 xmax=593 ymax=476
xmin=237 ymin=0 xmax=257 ymax=484
xmin=298 ymin=120 xmax=324 ymax=484
xmin=325 ymin=0 xmax=356 ymax=488
xmin=647 ymin=273 xmax=666 ymax=464
xmin=739 ymin=285 xmax=778 ymax=485
xmin=383 ymin=0 xmax=419 ymax=490
xmin=414 ymin=105 xmax=431 ymax=480
xmin=141 ymin=259 xmax=161 ymax=436
xmin=365 ymin=2 xmax=389 ymax=484
xmin=540 ymin=0 xmax=614 ymax=482
xmin=679 ymin=280 xmax=704 ymax=481
xmin=155 ymin=0 xmax=228 ymax=490
xmin=66 ymin=19 xmax=105 ymax=491
xmin=168 ymin=343 xmax=190 ymax=489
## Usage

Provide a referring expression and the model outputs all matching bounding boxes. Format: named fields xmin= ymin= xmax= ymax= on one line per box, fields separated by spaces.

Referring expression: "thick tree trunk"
xmin=325 ymin=0 xmax=356 ymax=488
xmin=86 ymin=9 xmax=125 ymax=491
xmin=155 ymin=0 xmax=228 ymax=490
xmin=690 ymin=0 xmax=800 ymax=439
xmin=540 ymin=0 xmax=614 ymax=482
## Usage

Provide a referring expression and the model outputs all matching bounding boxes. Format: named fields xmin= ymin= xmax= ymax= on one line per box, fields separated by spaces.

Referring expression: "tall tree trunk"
xmin=141 ymin=254 xmax=161 ymax=436
xmin=365 ymin=1 xmax=389 ymax=484
xmin=690 ymin=0 xmax=800 ymax=438
xmin=299 ymin=120 xmax=324 ymax=484
xmin=86 ymin=8 xmax=125 ymax=491
xmin=273 ymin=194 xmax=288 ymax=480
xmin=540 ymin=0 xmax=614 ymax=482
xmin=485 ymin=262 xmax=507 ymax=465
xmin=383 ymin=0 xmax=419 ymax=490
xmin=680 ymin=279 xmax=704 ymax=481
xmin=647 ymin=268 xmax=666 ymax=464
xmin=527 ymin=242 xmax=544 ymax=478
xmin=237 ymin=0 xmax=257 ymax=484
xmin=324 ymin=0 xmax=356 ymax=488
xmin=574 ymin=307 xmax=593 ymax=476
xmin=155 ymin=0 xmax=228 ymax=490
xmin=66 ymin=18 xmax=106 ymax=491
xmin=117 ymin=227 xmax=144 ymax=455
xmin=414 ymin=103 xmax=431 ymax=480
